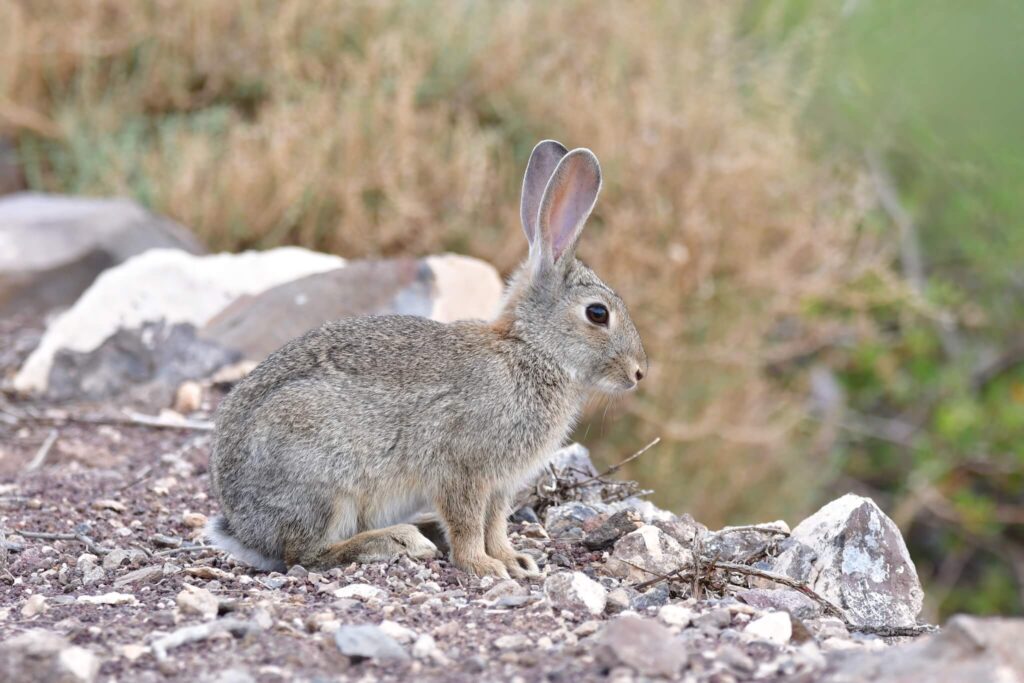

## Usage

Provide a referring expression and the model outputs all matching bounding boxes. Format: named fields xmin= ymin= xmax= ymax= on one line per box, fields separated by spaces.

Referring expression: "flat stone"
xmin=21 ymin=594 xmax=47 ymax=618
xmin=544 ymin=571 xmax=607 ymax=616
xmin=76 ymin=592 xmax=137 ymax=606
xmin=334 ymin=624 xmax=408 ymax=662
xmin=0 ymin=629 xmax=99 ymax=683
xmin=493 ymin=634 xmax=532 ymax=651
xmin=333 ymin=583 xmax=387 ymax=601
xmin=113 ymin=565 xmax=163 ymax=587
xmin=595 ymin=615 xmax=687 ymax=678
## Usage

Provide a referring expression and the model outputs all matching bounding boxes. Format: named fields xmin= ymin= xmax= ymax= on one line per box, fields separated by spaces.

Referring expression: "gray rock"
xmin=14 ymin=246 xmax=343 ymax=400
xmin=706 ymin=521 xmax=789 ymax=563
xmin=0 ymin=629 xmax=99 ymax=683
xmin=605 ymin=525 xmax=692 ymax=582
xmin=824 ymin=615 xmax=1024 ymax=683
xmin=544 ymin=571 xmax=607 ymax=616
xmin=102 ymin=548 xmax=148 ymax=571
xmin=771 ymin=494 xmax=923 ymax=628
xmin=631 ymin=584 xmax=671 ymax=611
xmin=595 ymin=615 xmax=687 ymax=678
xmin=694 ymin=607 xmax=733 ymax=630
xmin=113 ymin=565 xmax=164 ymax=587
xmin=737 ymin=588 xmax=822 ymax=620
xmin=0 ymin=193 xmax=203 ymax=318
xmin=201 ymin=255 xmax=501 ymax=362
xmin=584 ymin=509 xmax=644 ymax=550
xmin=334 ymin=624 xmax=409 ymax=662
xmin=15 ymin=250 xmax=501 ymax=404
xmin=653 ymin=513 xmax=707 ymax=547
xmin=482 ymin=579 xmax=528 ymax=602
xmin=544 ymin=502 xmax=606 ymax=539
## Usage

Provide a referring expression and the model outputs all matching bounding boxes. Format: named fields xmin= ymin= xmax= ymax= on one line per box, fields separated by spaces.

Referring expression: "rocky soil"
xmin=3 ymin=195 xmax=1023 ymax=682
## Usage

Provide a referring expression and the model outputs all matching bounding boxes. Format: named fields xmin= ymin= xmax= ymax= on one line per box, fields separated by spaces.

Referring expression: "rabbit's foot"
xmin=384 ymin=524 xmax=440 ymax=561
xmin=454 ymin=553 xmax=511 ymax=579
xmin=491 ymin=548 xmax=540 ymax=579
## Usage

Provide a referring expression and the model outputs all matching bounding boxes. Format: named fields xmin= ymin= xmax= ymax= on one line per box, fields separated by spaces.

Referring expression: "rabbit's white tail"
xmin=205 ymin=515 xmax=285 ymax=572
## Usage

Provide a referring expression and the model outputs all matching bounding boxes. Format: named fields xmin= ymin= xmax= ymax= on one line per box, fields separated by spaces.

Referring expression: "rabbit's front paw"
xmin=456 ymin=554 xmax=511 ymax=579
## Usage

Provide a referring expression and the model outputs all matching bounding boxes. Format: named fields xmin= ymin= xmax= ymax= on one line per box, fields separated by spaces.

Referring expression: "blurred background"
xmin=2 ymin=0 xmax=1022 ymax=619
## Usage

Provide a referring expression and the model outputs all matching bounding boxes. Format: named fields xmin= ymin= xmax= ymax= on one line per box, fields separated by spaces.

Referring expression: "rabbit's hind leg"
xmin=297 ymin=524 xmax=439 ymax=569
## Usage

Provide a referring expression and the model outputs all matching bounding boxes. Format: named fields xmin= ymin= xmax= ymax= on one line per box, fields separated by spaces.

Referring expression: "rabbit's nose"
xmin=634 ymin=366 xmax=645 ymax=382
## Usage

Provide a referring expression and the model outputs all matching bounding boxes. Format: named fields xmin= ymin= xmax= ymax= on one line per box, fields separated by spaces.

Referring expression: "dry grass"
xmin=1 ymin=1 xmax=892 ymax=524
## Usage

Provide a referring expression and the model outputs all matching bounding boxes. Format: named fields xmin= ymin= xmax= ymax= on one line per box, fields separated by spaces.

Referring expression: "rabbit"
xmin=206 ymin=140 xmax=647 ymax=578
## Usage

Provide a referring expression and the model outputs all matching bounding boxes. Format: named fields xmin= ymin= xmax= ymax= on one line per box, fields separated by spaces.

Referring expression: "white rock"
xmin=378 ymin=620 xmax=417 ymax=644
xmin=494 ymin=634 xmax=532 ymax=651
xmin=606 ymin=525 xmax=693 ymax=582
xmin=658 ymin=604 xmax=694 ymax=628
xmin=423 ymin=254 xmax=503 ymax=322
xmin=544 ymin=571 xmax=608 ymax=616
xmin=0 ymin=630 xmax=99 ymax=683
xmin=58 ymin=647 xmax=100 ymax=682
xmin=411 ymin=633 xmax=438 ymax=659
xmin=334 ymin=583 xmax=387 ymax=601
xmin=14 ymin=247 xmax=344 ymax=394
xmin=76 ymin=592 xmax=137 ymax=606
xmin=175 ymin=584 xmax=219 ymax=619
xmin=21 ymin=594 xmax=46 ymax=618
xmin=773 ymin=494 xmax=924 ymax=628
xmin=745 ymin=611 xmax=792 ymax=645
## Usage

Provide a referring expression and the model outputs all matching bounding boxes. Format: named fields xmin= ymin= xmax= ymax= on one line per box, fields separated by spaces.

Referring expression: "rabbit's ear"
xmin=536 ymin=148 xmax=602 ymax=265
xmin=521 ymin=140 xmax=568 ymax=247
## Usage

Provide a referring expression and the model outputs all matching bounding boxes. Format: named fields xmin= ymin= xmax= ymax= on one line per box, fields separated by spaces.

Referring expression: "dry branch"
xmin=18 ymin=530 xmax=111 ymax=556
xmin=26 ymin=429 xmax=58 ymax=470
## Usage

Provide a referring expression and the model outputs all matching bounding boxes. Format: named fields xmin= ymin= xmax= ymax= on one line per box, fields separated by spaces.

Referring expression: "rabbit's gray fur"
xmin=208 ymin=141 xmax=647 ymax=578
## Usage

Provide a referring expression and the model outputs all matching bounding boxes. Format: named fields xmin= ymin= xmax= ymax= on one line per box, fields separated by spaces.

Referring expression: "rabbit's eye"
xmin=585 ymin=303 xmax=609 ymax=326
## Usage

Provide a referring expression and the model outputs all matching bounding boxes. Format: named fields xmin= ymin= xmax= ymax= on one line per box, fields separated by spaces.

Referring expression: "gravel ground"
xmin=1 ymin=315 xmax=912 ymax=683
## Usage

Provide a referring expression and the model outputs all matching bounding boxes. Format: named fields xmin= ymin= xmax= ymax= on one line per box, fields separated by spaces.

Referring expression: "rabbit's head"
xmin=498 ymin=140 xmax=647 ymax=393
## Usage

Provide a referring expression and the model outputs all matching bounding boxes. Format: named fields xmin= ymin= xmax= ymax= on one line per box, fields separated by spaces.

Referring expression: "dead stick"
xmin=26 ymin=429 xmax=58 ymax=471
xmin=18 ymin=530 xmax=110 ymax=556
xmin=714 ymin=525 xmax=790 ymax=537
xmin=153 ymin=545 xmax=210 ymax=557
xmin=711 ymin=560 xmax=846 ymax=619
xmin=569 ymin=437 xmax=661 ymax=489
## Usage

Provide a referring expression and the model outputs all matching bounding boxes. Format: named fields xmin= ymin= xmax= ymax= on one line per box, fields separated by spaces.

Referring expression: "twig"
xmin=18 ymin=530 xmax=110 ymax=556
xmin=852 ymin=623 xmax=940 ymax=637
xmin=10 ymin=409 xmax=213 ymax=431
xmin=568 ymin=437 xmax=661 ymax=489
xmin=26 ymin=429 xmax=58 ymax=470
xmin=122 ymin=411 xmax=214 ymax=431
xmin=151 ymin=618 xmax=260 ymax=662
xmin=712 ymin=560 xmax=847 ymax=619
xmin=714 ymin=525 xmax=790 ymax=538
xmin=153 ymin=545 xmax=210 ymax=557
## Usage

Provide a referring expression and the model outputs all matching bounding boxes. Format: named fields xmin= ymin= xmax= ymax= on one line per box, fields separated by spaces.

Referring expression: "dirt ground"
xmin=0 ymin=314 xmax=637 ymax=682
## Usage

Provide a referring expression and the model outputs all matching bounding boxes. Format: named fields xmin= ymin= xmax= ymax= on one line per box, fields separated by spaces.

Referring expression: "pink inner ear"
xmin=546 ymin=156 xmax=600 ymax=261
